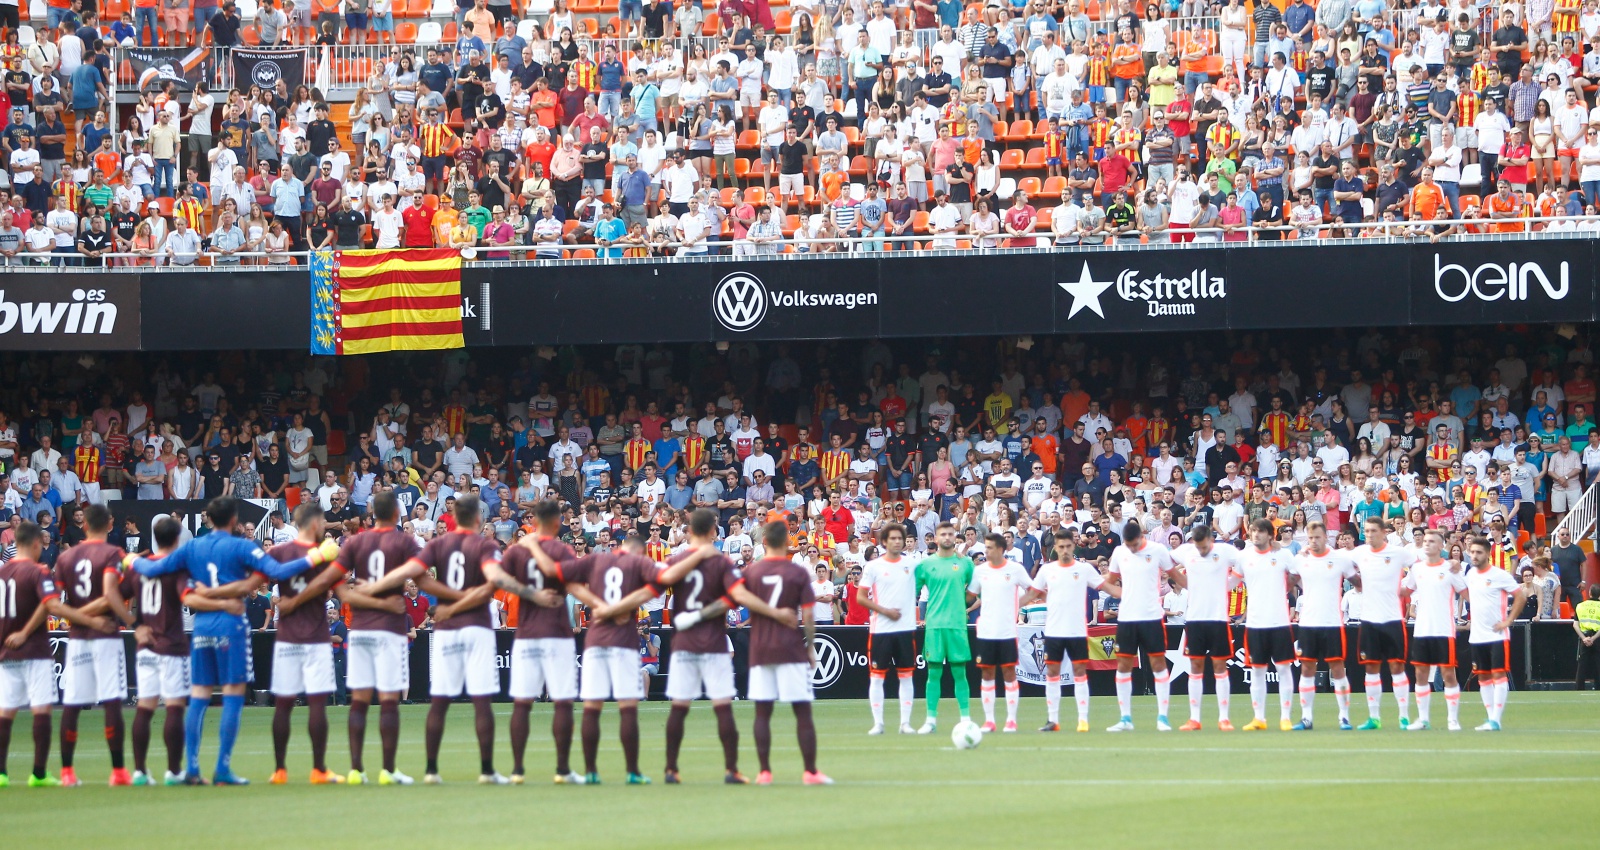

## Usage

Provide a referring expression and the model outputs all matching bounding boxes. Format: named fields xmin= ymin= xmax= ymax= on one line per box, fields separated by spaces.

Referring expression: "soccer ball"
xmin=951 ymin=720 xmax=984 ymax=750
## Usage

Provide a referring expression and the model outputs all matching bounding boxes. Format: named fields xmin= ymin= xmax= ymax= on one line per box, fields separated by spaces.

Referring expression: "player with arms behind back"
xmin=855 ymin=522 xmax=919 ymax=735
xmin=334 ymin=491 xmax=425 ymax=785
xmin=53 ymin=504 xmax=133 ymax=786
xmin=1236 ymin=518 xmax=1299 ymax=732
xmin=970 ymin=533 xmax=1031 ymax=733
xmin=1351 ymin=515 xmax=1419 ymax=730
xmin=744 ymin=521 xmax=832 ymax=785
xmin=914 ymin=521 xmax=976 ymax=735
xmin=1169 ymin=524 xmax=1239 ymax=731
xmin=1102 ymin=520 xmax=1185 ymax=732
xmin=1401 ymin=529 xmax=1467 ymax=731
xmin=1289 ymin=522 xmax=1357 ymax=731
xmin=1465 ymin=536 xmax=1528 ymax=731
xmin=1021 ymin=533 xmax=1116 ymax=732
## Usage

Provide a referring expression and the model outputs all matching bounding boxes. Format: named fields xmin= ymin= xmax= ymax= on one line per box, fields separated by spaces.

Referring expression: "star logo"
xmin=1059 ymin=263 xmax=1114 ymax=319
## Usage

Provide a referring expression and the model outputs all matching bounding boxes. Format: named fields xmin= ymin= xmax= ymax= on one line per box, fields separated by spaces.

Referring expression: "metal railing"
xmin=1552 ymin=476 xmax=1600 ymax=546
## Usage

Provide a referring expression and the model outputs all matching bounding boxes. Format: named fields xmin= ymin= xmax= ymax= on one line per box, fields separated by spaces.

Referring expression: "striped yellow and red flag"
xmin=310 ymin=249 xmax=463 ymax=355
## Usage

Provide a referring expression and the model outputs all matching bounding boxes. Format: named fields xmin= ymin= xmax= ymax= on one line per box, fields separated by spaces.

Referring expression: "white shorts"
xmin=1553 ymin=482 xmax=1582 ymax=513
xmin=135 ymin=649 xmax=190 ymax=702
xmin=81 ymin=482 xmax=103 ymax=505
xmin=779 ymin=173 xmax=805 ymax=195
xmin=748 ymin=662 xmax=814 ymax=703
xmin=347 ymin=630 xmax=410 ymax=693
xmin=271 ymin=641 xmax=337 ymax=696
xmin=509 ymin=637 xmax=579 ymax=702
xmin=61 ymin=637 xmax=127 ymax=706
xmin=0 ymin=658 xmax=56 ymax=710
xmin=579 ymin=645 xmax=644 ymax=702
xmin=430 ymin=626 xmax=499 ymax=698
xmin=665 ymin=651 xmax=737 ymax=702
xmin=985 ymin=78 xmax=1008 ymax=101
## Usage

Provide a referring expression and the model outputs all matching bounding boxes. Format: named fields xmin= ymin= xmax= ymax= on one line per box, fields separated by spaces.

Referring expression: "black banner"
xmin=122 ymin=47 xmax=213 ymax=92
xmin=231 ymin=48 xmax=307 ymax=93
xmin=0 ymin=277 xmax=139 ymax=350
xmin=107 ymin=498 xmax=276 ymax=553
xmin=140 ymin=272 xmax=308 ymax=351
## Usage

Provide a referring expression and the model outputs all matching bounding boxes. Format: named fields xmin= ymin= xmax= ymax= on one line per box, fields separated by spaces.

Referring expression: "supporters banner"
xmin=107 ymin=498 xmax=276 ymax=553
xmin=1014 ymin=624 xmax=1120 ymax=687
xmin=231 ymin=47 xmax=307 ymax=92
xmin=311 ymin=249 xmax=465 ymax=355
xmin=121 ymin=46 xmax=213 ymax=93
xmin=0 ymin=277 xmax=139 ymax=350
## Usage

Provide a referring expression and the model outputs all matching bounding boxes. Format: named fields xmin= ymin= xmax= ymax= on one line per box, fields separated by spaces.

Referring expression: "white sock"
xmin=869 ymin=675 xmax=885 ymax=726
xmin=1004 ymin=681 xmax=1019 ymax=724
xmin=1445 ymin=685 xmax=1461 ymax=725
xmin=1481 ymin=682 xmax=1495 ymax=717
xmin=1332 ymin=677 xmax=1351 ymax=721
xmin=1250 ymin=667 xmax=1268 ymax=721
xmin=1154 ymin=669 xmax=1171 ymax=719
xmin=1493 ymin=679 xmax=1508 ymax=722
xmin=1074 ymin=675 xmax=1090 ymax=723
xmin=1045 ymin=675 xmax=1062 ymax=723
xmin=981 ymin=680 xmax=996 ymax=723
xmin=1115 ymin=673 xmax=1132 ymax=720
xmin=1275 ymin=663 xmax=1296 ymax=722
xmin=1392 ymin=673 xmax=1410 ymax=722
xmin=1415 ymin=681 xmax=1432 ymax=725
xmin=1216 ymin=685 xmax=1230 ymax=724
xmin=898 ymin=674 xmax=915 ymax=726
xmin=1365 ymin=673 xmax=1383 ymax=719
xmin=1187 ymin=670 xmax=1204 ymax=723
xmin=1299 ymin=677 xmax=1317 ymax=724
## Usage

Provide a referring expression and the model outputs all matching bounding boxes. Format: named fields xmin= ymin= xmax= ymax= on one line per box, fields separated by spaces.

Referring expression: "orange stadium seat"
xmin=1000 ymin=149 xmax=1023 ymax=169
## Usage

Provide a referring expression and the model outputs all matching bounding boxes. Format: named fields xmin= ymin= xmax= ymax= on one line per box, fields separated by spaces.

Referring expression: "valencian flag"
xmin=310 ymin=249 xmax=463 ymax=355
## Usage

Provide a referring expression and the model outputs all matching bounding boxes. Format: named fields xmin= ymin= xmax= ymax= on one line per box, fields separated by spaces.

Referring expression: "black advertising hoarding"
xmin=1227 ymin=241 xmax=1413 ymax=328
xmin=1407 ymin=238 xmax=1594 ymax=326
xmin=1053 ymin=247 xmax=1230 ymax=332
xmin=140 ymin=270 xmax=309 ymax=351
xmin=879 ymin=252 xmax=1055 ymax=337
xmin=0 ymin=276 xmax=139 ymax=350
xmin=122 ymin=47 xmax=214 ymax=92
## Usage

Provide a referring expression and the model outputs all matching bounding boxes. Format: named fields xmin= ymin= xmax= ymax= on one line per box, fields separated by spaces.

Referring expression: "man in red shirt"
xmin=842 ymin=564 xmax=871 ymax=625
xmin=1097 ymin=150 xmax=1131 ymax=202
xmin=820 ymin=491 xmax=854 ymax=543
xmin=1003 ymin=191 xmax=1038 ymax=247
xmin=401 ymin=194 xmax=435 ymax=247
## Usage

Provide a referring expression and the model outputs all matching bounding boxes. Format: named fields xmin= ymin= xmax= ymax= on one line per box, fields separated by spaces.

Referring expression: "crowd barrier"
xmin=1 ymin=237 xmax=1592 ymax=351
xmin=44 ymin=621 xmax=1576 ymax=703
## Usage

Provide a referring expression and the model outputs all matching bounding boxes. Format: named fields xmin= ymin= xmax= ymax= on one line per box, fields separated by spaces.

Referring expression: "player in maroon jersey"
xmin=744 ymin=521 xmax=832 ymax=785
xmin=332 ymin=491 xmax=424 ymax=785
xmin=485 ymin=499 xmax=592 ymax=784
xmin=53 ymin=504 xmax=133 ymax=787
xmin=363 ymin=495 xmax=506 ymax=785
xmin=0 ymin=522 xmax=117 ymax=787
xmin=104 ymin=516 xmax=241 ymax=786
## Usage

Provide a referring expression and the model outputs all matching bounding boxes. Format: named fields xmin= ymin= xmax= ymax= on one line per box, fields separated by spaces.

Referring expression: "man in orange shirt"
xmin=430 ymin=195 xmax=460 ymax=245
xmin=1409 ymin=166 xmax=1449 ymax=220
xmin=1122 ymin=402 xmax=1150 ymax=457
xmin=1060 ymin=379 xmax=1090 ymax=429
xmin=1485 ymin=177 xmax=1524 ymax=234
xmin=1028 ymin=418 xmax=1059 ymax=477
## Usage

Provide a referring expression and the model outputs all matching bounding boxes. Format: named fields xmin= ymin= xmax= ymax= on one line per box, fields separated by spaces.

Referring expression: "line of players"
xmin=0 ymin=494 xmax=833 ymax=787
xmin=853 ymin=514 xmax=1529 ymax=737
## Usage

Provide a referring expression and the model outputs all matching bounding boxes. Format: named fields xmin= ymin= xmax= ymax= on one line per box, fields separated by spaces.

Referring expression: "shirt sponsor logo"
xmin=1433 ymin=255 xmax=1569 ymax=302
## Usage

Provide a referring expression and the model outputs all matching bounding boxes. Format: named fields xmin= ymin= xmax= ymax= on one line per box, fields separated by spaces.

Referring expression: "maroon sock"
xmin=59 ymin=706 xmax=79 ymax=769
xmin=551 ymin=701 xmax=574 ymax=776
xmin=271 ymin=698 xmax=295 ymax=771
xmin=163 ymin=705 xmax=184 ymax=776
xmin=378 ymin=700 xmax=400 ymax=773
xmin=472 ymin=697 xmax=496 ymax=775
xmin=793 ymin=702 xmax=818 ymax=774
xmin=753 ymin=702 xmax=774 ymax=773
xmin=424 ymin=698 xmax=449 ymax=775
xmin=347 ymin=699 xmax=369 ymax=773
xmin=580 ymin=706 xmax=601 ymax=775
xmin=713 ymin=702 xmax=740 ymax=773
xmin=0 ymin=715 xmax=12 ymax=775
xmin=619 ymin=705 xmax=641 ymax=776
xmin=509 ymin=702 xmax=531 ymax=776
xmin=32 ymin=712 xmax=52 ymax=779
xmin=103 ymin=703 xmax=125 ymax=770
xmin=132 ymin=706 xmax=154 ymax=774
xmin=664 ymin=704 xmax=688 ymax=773
xmin=306 ymin=696 xmax=329 ymax=773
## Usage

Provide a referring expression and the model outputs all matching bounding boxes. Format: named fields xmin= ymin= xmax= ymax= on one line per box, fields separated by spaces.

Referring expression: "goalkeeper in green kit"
xmin=914 ymin=522 xmax=976 ymax=734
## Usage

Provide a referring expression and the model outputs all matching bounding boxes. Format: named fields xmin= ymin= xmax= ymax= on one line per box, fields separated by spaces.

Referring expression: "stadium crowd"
xmin=2 ymin=325 xmax=1594 ymax=636
xmin=5 ymin=0 xmax=1600 ymax=260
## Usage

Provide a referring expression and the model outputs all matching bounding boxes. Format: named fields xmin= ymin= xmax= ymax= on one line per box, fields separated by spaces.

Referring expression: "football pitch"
xmin=3 ymin=693 xmax=1596 ymax=849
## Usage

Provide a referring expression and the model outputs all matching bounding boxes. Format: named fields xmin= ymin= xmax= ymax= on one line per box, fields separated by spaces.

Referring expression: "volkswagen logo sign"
xmin=810 ymin=634 xmax=843 ymax=689
xmin=252 ymin=60 xmax=284 ymax=88
xmin=713 ymin=272 xmax=767 ymax=332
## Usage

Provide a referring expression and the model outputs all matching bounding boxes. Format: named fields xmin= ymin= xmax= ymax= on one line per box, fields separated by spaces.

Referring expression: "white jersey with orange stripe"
xmin=1293 ymin=548 xmax=1357 ymax=629
xmin=1465 ymin=566 xmax=1520 ymax=644
xmin=1402 ymin=559 xmax=1467 ymax=638
xmin=1170 ymin=542 xmax=1240 ymax=623
xmin=1107 ymin=540 xmax=1176 ymax=622
xmin=1351 ymin=541 xmax=1417 ymax=624
xmin=1237 ymin=545 xmax=1295 ymax=630
xmin=968 ymin=560 xmax=1031 ymax=640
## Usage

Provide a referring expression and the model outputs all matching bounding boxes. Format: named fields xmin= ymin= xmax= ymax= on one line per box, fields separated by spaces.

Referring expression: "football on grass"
xmin=951 ymin=720 xmax=984 ymax=750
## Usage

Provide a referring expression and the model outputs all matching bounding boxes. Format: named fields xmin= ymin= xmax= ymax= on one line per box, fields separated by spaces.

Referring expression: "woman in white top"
xmin=968 ymin=198 xmax=1001 ymax=247
xmin=387 ymin=53 xmax=419 ymax=107
xmin=873 ymin=122 xmax=903 ymax=185
xmin=264 ymin=219 xmax=291 ymax=264
xmin=1219 ymin=0 xmax=1249 ymax=80
xmin=973 ymin=149 xmax=1000 ymax=199
xmin=861 ymin=102 xmax=887 ymax=159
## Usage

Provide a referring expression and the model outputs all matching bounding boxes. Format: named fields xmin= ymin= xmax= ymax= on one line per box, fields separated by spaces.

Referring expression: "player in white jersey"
xmin=1289 ymin=522 xmax=1357 ymax=731
xmin=1169 ymin=524 xmax=1240 ymax=731
xmin=968 ymin=533 xmax=1032 ymax=733
xmin=1401 ymin=530 xmax=1468 ymax=731
xmin=855 ymin=523 xmax=920 ymax=735
xmin=1235 ymin=519 xmax=1298 ymax=731
xmin=1101 ymin=521 xmax=1185 ymax=732
xmin=1022 ymin=534 xmax=1117 ymax=732
xmin=1350 ymin=516 xmax=1419 ymax=730
xmin=1464 ymin=536 xmax=1527 ymax=731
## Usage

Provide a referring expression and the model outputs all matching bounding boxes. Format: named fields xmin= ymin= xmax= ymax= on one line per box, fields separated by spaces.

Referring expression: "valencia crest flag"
xmin=310 ymin=249 xmax=464 ymax=355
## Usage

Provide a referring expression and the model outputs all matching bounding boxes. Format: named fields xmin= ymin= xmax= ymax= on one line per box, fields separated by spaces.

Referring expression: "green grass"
xmin=3 ymin=694 xmax=1597 ymax=848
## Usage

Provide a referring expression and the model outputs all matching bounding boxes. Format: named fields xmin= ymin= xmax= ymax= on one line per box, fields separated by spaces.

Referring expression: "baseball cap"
xmin=1082 ymin=523 xmax=1101 ymax=536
